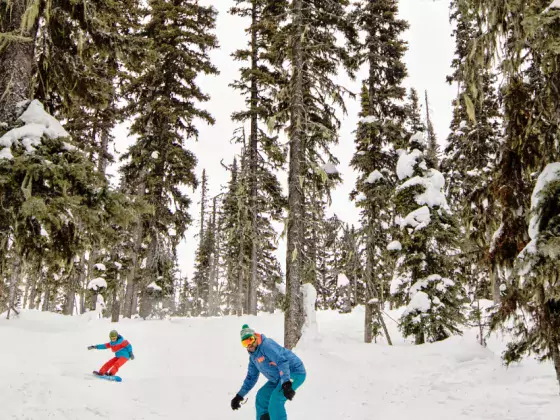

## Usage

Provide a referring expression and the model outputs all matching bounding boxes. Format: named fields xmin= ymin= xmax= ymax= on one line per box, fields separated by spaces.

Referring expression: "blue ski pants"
xmin=255 ymin=373 xmax=306 ymax=420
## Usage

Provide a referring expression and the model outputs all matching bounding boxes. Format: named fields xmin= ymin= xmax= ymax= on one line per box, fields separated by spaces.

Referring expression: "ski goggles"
xmin=242 ymin=336 xmax=256 ymax=348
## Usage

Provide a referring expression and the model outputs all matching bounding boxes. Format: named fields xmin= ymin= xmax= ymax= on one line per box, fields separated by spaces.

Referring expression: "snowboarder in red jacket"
xmin=88 ymin=330 xmax=134 ymax=376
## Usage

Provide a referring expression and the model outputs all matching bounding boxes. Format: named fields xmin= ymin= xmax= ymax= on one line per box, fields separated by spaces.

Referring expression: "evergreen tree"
xmin=230 ymin=0 xmax=288 ymax=315
xmin=280 ymin=0 xmax=358 ymax=349
xmin=460 ymin=0 xmax=560 ymax=389
xmin=120 ymin=0 xmax=218 ymax=318
xmin=424 ymin=91 xmax=439 ymax=169
xmin=391 ymin=132 xmax=465 ymax=344
xmin=441 ymin=0 xmax=501 ymax=307
xmin=0 ymin=101 xmax=126 ymax=318
xmin=349 ymin=0 xmax=409 ymax=343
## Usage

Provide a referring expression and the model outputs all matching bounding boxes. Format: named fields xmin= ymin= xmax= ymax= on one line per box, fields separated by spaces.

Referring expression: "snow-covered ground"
xmin=2 ymin=307 xmax=559 ymax=419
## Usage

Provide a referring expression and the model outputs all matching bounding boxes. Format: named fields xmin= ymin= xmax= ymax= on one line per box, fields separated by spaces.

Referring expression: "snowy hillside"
xmin=2 ymin=309 xmax=559 ymax=419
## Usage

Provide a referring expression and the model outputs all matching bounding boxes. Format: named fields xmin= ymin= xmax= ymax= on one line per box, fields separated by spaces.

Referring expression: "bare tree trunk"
xmin=207 ymin=198 xmax=218 ymax=316
xmin=28 ymin=268 xmax=41 ymax=310
xmin=0 ymin=0 xmax=39 ymax=124
xmin=491 ymin=262 xmax=501 ymax=304
xmin=7 ymin=252 xmax=22 ymax=319
xmin=63 ymin=256 xmax=84 ymax=315
xmin=123 ymin=217 xmax=144 ymax=318
xmin=42 ymin=281 xmax=50 ymax=312
xmin=364 ymin=244 xmax=374 ymax=343
xmin=236 ymin=245 xmax=245 ymax=317
xmin=284 ymin=0 xmax=305 ymax=350
xmin=247 ymin=1 xmax=260 ymax=316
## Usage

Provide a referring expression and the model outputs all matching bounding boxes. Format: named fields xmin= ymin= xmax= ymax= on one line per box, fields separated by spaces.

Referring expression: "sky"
xmin=109 ymin=0 xmax=456 ymax=280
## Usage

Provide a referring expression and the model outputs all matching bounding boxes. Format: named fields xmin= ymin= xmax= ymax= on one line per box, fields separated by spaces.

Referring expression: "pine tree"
xmin=350 ymin=0 xmax=409 ymax=343
xmin=280 ymin=0 xmax=358 ymax=349
xmin=120 ymin=0 xmax=218 ymax=318
xmin=230 ymin=0 xmax=288 ymax=315
xmin=424 ymin=91 xmax=439 ymax=169
xmin=391 ymin=132 xmax=465 ymax=344
xmin=441 ymin=0 xmax=501 ymax=309
xmin=0 ymin=101 xmax=123 ymax=319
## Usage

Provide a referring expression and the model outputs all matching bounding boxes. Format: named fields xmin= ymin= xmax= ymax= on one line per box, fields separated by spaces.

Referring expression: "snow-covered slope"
xmin=1 ymin=308 xmax=559 ymax=419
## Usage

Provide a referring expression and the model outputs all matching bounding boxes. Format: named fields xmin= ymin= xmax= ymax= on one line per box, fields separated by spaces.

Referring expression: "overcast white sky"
xmin=110 ymin=0 xmax=455 ymax=280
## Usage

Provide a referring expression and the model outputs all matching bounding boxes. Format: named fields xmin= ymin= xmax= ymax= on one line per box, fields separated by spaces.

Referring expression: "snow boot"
xmin=260 ymin=414 xmax=270 ymax=420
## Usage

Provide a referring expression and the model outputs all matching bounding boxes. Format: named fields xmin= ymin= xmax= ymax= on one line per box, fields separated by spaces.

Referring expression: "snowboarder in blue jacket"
xmin=231 ymin=325 xmax=306 ymax=420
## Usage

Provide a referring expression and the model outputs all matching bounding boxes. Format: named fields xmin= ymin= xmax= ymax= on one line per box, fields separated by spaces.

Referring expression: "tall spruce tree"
xmin=230 ymin=0 xmax=288 ymax=316
xmin=441 ymin=0 xmax=501 ymax=308
xmin=350 ymin=0 xmax=409 ymax=343
xmin=120 ymin=0 xmax=218 ymax=318
xmin=279 ymin=0 xmax=358 ymax=349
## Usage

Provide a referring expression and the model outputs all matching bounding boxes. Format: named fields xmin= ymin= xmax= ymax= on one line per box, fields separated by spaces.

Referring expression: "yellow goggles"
xmin=241 ymin=336 xmax=256 ymax=348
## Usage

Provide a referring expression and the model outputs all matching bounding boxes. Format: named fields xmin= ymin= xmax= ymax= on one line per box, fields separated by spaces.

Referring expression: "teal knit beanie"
xmin=240 ymin=324 xmax=255 ymax=341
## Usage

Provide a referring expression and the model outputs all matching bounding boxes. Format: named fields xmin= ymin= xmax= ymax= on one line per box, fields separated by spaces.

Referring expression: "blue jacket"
xmin=238 ymin=334 xmax=306 ymax=397
xmin=95 ymin=335 xmax=133 ymax=359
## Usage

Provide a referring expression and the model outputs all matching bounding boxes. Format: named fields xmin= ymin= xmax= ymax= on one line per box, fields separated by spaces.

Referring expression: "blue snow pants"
xmin=255 ymin=373 xmax=306 ymax=420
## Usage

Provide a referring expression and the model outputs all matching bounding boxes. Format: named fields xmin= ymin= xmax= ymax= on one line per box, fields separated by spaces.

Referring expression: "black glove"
xmin=231 ymin=394 xmax=243 ymax=410
xmin=130 ymin=353 xmax=135 ymax=360
xmin=282 ymin=381 xmax=295 ymax=400
xmin=87 ymin=345 xmax=95 ymax=350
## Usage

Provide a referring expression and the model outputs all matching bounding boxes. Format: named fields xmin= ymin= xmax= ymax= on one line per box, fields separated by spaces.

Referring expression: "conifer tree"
xmin=391 ymin=132 xmax=465 ymax=344
xmin=279 ymin=0 xmax=358 ymax=349
xmin=230 ymin=0 xmax=288 ymax=315
xmin=441 ymin=0 xmax=501 ymax=307
xmin=424 ymin=91 xmax=439 ymax=169
xmin=350 ymin=0 xmax=409 ymax=343
xmin=460 ymin=0 xmax=560 ymax=388
xmin=120 ymin=0 xmax=218 ymax=318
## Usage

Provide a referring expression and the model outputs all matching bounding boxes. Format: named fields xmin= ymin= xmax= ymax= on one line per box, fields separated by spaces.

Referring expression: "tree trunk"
xmin=364 ymin=240 xmax=374 ymax=343
xmin=6 ymin=252 xmax=22 ymax=319
xmin=0 ymin=0 xmax=39 ymax=124
xmin=236 ymin=242 xmax=245 ymax=317
xmin=28 ymin=268 xmax=40 ymax=310
xmin=491 ymin=262 xmax=501 ymax=304
xmin=207 ymin=198 xmax=218 ymax=316
xmin=284 ymin=0 xmax=305 ymax=350
xmin=42 ymin=282 xmax=50 ymax=312
xmin=247 ymin=0 xmax=259 ymax=316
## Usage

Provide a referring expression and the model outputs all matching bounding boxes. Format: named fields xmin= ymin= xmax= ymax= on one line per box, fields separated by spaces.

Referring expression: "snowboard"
xmin=92 ymin=371 xmax=122 ymax=382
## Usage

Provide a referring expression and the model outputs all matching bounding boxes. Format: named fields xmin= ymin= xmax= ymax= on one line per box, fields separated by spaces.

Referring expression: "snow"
xmin=0 ymin=100 xmax=70 ymax=160
xmin=404 ymin=291 xmax=431 ymax=314
xmin=409 ymin=131 xmax=426 ymax=146
xmin=151 ymin=151 xmax=160 ymax=159
xmin=87 ymin=278 xmax=107 ymax=291
xmin=322 ymin=162 xmax=338 ymax=175
xmin=544 ymin=0 xmax=560 ymax=12
xmin=396 ymin=149 xmax=422 ymax=180
xmin=300 ymin=284 xmax=320 ymax=346
xmin=0 ymin=146 xmax=14 ymax=160
xmin=1 ymin=309 xmax=560 ymax=419
xmin=360 ymin=115 xmax=377 ymax=124
xmin=94 ymin=263 xmax=107 ymax=271
xmin=529 ymin=163 xmax=560 ymax=239
xmin=337 ymin=273 xmax=350 ymax=287
xmin=400 ymin=206 xmax=431 ymax=230
xmin=397 ymin=169 xmax=448 ymax=209
xmin=114 ymin=262 xmax=122 ymax=270
xmin=147 ymin=282 xmax=162 ymax=291
xmin=365 ymin=170 xmax=384 ymax=184
xmin=276 ymin=282 xmax=286 ymax=294
xmin=489 ymin=223 xmax=504 ymax=253
xmin=387 ymin=240 xmax=402 ymax=251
